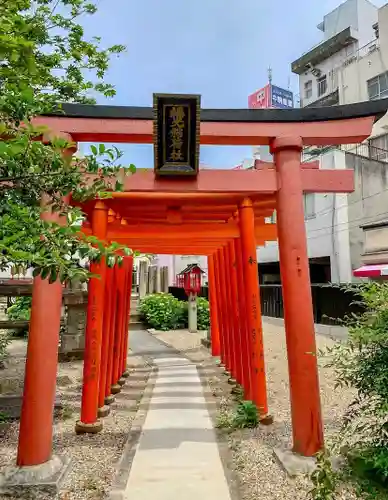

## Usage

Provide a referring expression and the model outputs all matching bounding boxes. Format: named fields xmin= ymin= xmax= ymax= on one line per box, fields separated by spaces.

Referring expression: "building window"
xmin=303 ymin=194 xmax=315 ymax=219
xmin=304 ymin=80 xmax=312 ymax=99
xmin=367 ymin=71 xmax=388 ymax=100
xmin=369 ymin=134 xmax=388 ymax=161
xmin=317 ymin=75 xmax=327 ymax=97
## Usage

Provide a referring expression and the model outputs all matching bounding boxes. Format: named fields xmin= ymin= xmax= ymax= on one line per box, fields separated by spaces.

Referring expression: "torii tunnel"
xmin=16 ymin=98 xmax=388 ymax=470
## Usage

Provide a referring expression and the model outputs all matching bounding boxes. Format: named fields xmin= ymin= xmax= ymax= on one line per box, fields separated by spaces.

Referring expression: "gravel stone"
xmin=153 ymin=321 xmax=357 ymax=500
xmin=0 ymin=348 xmax=150 ymax=500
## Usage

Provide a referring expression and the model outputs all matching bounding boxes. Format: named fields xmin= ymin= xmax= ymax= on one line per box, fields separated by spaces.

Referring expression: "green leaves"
xmin=0 ymin=0 xmax=135 ymax=284
xmin=140 ymin=293 xmax=187 ymax=331
xmin=139 ymin=294 xmax=210 ymax=332
xmin=232 ymin=401 xmax=259 ymax=429
xmin=312 ymin=283 xmax=388 ymax=499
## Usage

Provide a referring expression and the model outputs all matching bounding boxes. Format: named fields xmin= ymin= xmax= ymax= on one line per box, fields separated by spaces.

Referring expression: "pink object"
xmin=353 ymin=264 xmax=388 ymax=278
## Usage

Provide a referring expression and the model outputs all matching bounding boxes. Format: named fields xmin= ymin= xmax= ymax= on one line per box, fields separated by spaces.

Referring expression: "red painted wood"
xmin=80 ymin=202 xmax=108 ymax=425
xmin=208 ymin=255 xmax=220 ymax=357
xmin=33 ymin=115 xmax=374 ymax=146
xmin=272 ymin=136 xmax=324 ymax=456
xmin=239 ymin=199 xmax=268 ymax=416
xmin=235 ymin=237 xmax=251 ymax=400
xmin=98 ymin=266 xmax=113 ymax=409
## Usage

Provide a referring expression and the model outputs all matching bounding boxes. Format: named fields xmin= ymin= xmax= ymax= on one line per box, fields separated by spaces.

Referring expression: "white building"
xmin=259 ymin=0 xmax=388 ymax=284
xmin=292 ymin=0 xmax=388 ymax=146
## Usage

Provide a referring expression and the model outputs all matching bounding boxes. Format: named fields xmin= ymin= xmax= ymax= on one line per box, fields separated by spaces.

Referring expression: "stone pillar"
xmin=59 ymin=287 xmax=87 ymax=361
xmin=155 ymin=267 xmax=161 ymax=293
xmin=271 ymin=136 xmax=323 ymax=456
xmin=188 ymin=293 xmax=198 ymax=333
xmin=138 ymin=261 xmax=148 ymax=298
xmin=161 ymin=266 xmax=169 ymax=293
xmin=148 ymin=266 xmax=155 ymax=294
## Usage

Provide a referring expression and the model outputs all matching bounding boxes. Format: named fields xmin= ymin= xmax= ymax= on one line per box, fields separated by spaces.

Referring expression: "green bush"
xmin=233 ymin=400 xmax=259 ymax=428
xmin=311 ymin=282 xmax=388 ymax=500
xmin=7 ymin=297 xmax=32 ymax=321
xmin=7 ymin=297 xmax=31 ymax=338
xmin=196 ymin=297 xmax=210 ymax=331
xmin=140 ymin=293 xmax=186 ymax=331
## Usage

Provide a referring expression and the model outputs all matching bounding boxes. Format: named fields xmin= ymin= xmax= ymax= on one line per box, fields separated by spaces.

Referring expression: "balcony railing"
xmin=302 ymin=143 xmax=388 ymax=163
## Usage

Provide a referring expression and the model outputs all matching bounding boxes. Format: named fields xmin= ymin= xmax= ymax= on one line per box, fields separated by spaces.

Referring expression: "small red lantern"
xmin=177 ymin=264 xmax=204 ymax=296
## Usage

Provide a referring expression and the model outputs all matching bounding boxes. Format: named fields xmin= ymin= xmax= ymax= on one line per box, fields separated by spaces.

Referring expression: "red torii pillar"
xmin=76 ymin=201 xmax=108 ymax=434
xmin=218 ymin=247 xmax=231 ymax=373
xmin=207 ymin=254 xmax=220 ymax=357
xmin=17 ymin=198 xmax=67 ymax=466
xmin=121 ymin=255 xmax=134 ymax=378
xmin=271 ymin=136 xmax=324 ymax=456
xmin=111 ymin=262 xmax=126 ymax=394
xmin=97 ymin=265 xmax=114 ymax=418
xmin=16 ymin=137 xmax=75 ymax=468
xmin=229 ymin=240 xmax=244 ymax=387
xmin=225 ymin=242 xmax=238 ymax=383
xmin=105 ymin=264 xmax=119 ymax=402
xmin=235 ymin=237 xmax=252 ymax=399
xmin=239 ymin=199 xmax=270 ymax=421
xmin=213 ymin=252 xmax=226 ymax=365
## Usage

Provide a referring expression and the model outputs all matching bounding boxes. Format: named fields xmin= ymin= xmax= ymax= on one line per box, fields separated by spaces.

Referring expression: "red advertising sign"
xmin=248 ymin=84 xmax=271 ymax=109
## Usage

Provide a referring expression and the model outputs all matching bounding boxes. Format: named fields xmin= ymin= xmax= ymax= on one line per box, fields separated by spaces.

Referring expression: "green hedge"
xmin=197 ymin=296 xmax=210 ymax=331
xmin=140 ymin=293 xmax=210 ymax=332
xmin=140 ymin=293 xmax=186 ymax=331
xmin=7 ymin=297 xmax=32 ymax=321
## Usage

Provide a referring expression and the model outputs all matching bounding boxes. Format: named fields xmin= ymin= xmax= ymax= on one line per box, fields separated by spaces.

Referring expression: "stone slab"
xmin=0 ymin=454 xmax=71 ymax=498
xmin=122 ymin=358 xmax=232 ymax=500
xmin=273 ymin=448 xmax=316 ymax=477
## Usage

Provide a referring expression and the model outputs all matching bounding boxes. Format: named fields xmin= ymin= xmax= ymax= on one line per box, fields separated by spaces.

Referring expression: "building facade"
xmin=256 ymin=0 xmax=388 ymax=284
xmin=292 ymin=0 xmax=388 ymax=144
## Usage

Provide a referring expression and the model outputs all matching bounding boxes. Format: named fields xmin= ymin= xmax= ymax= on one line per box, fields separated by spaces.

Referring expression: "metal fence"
xmin=169 ymin=284 xmax=362 ymax=325
xmin=260 ymin=284 xmax=362 ymax=325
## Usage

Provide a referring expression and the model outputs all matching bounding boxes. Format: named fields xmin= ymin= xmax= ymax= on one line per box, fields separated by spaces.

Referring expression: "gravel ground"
xmin=152 ymin=321 xmax=357 ymax=500
xmin=0 ymin=345 xmax=151 ymax=500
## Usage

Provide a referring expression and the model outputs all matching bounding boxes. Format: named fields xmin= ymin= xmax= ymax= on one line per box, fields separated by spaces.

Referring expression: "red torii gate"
xmin=12 ymin=99 xmax=388 ymax=481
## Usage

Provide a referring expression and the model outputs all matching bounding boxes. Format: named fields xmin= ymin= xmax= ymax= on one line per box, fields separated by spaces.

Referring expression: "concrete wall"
xmin=345 ymin=152 xmax=388 ymax=270
xmin=299 ymin=3 xmax=388 ymax=135
xmin=364 ymin=224 xmax=388 ymax=254
xmin=341 ymin=4 xmax=388 ymax=136
xmin=323 ymin=0 xmax=359 ymax=39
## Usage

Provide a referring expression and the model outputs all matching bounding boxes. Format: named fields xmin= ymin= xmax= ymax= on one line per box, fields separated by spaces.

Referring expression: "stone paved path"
xmin=123 ymin=330 xmax=231 ymax=500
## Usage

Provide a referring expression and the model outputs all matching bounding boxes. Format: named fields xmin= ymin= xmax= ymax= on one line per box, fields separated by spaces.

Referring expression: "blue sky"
xmin=80 ymin=0 xmax=383 ymax=169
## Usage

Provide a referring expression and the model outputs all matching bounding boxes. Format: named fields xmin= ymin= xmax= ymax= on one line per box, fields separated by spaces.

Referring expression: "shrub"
xmin=311 ymin=282 xmax=388 ymax=500
xmin=140 ymin=293 xmax=186 ymax=331
xmin=196 ymin=297 xmax=210 ymax=331
xmin=233 ymin=400 xmax=259 ymax=429
xmin=7 ymin=296 xmax=32 ymax=338
xmin=7 ymin=297 xmax=32 ymax=321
